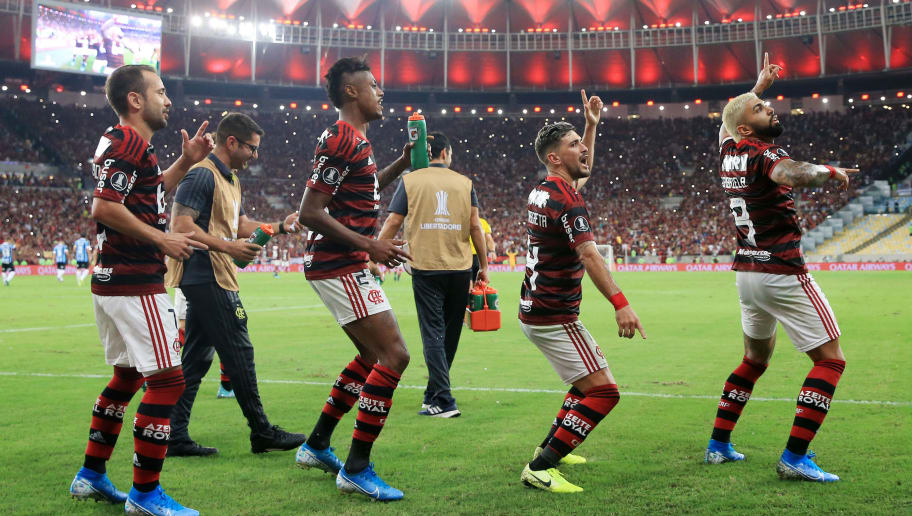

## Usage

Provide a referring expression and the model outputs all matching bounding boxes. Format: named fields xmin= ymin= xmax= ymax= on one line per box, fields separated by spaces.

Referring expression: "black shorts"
xmin=1 ymin=263 xmax=12 ymax=272
xmin=57 ymin=263 xmax=66 ymax=270
xmin=77 ymin=261 xmax=89 ymax=269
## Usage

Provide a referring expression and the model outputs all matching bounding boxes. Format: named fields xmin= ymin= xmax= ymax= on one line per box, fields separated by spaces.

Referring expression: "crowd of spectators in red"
xmin=1 ymin=96 xmax=909 ymax=264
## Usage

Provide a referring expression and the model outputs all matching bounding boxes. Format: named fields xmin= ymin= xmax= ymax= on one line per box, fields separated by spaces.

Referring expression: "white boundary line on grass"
xmin=0 ymin=304 xmax=326 ymax=333
xmin=0 ymin=371 xmax=909 ymax=407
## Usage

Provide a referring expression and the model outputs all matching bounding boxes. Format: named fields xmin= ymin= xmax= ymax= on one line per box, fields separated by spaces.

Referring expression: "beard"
xmin=755 ymin=120 xmax=783 ymax=138
xmin=145 ymin=107 xmax=167 ymax=131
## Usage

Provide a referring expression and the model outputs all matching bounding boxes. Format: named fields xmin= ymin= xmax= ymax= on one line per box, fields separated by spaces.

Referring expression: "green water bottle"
xmin=407 ymin=113 xmax=428 ymax=170
xmin=233 ymin=224 xmax=274 ymax=268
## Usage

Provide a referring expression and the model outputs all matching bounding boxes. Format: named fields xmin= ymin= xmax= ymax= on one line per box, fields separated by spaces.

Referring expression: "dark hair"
xmin=216 ymin=113 xmax=265 ymax=145
xmin=428 ymin=131 xmax=451 ymax=159
xmin=324 ymin=56 xmax=371 ymax=109
xmin=534 ymin=122 xmax=575 ymax=165
xmin=104 ymin=64 xmax=157 ymax=116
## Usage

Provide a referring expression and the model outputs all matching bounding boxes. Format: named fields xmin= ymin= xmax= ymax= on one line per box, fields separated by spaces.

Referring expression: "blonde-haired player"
xmin=705 ymin=53 xmax=857 ymax=483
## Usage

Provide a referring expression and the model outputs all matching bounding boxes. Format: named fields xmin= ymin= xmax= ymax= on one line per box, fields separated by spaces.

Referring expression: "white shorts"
xmin=736 ymin=271 xmax=841 ymax=352
xmin=519 ymin=320 xmax=609 ymax=384
xmin=93 ymin=293 xmax=181 ymax=374
xmin=172 ymin=287 xmax=187 ymax=320
xmin=309 ymin=269 xmax=392 ymax=326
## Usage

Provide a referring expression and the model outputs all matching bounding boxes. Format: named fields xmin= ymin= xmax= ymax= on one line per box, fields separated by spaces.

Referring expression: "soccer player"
xmin=74 ymin=234 xmax=92 ymax=286
xmin=1 ymin=238 xmax=14 ymax=286
xmin=704 ymin=53 xmax=856 ymax=483
xmin=67 ymin=64 xmax=212 ymax=516
xmin=518 ymin=90 xmax=646 ymax=493
xmin=53 ymin=241 xmax=69 ymax=282
xmin=294 ymin=56 xmax=415 ymax=502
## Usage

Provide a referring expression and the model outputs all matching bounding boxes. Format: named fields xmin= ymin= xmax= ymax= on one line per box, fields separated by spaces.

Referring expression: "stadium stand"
xmin=1 ymin=97 xmax=911 ymax=264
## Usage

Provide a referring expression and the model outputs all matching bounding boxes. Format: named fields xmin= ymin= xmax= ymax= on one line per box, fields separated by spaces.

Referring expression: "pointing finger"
xmin=637 ymin=321 xmax=647 ymax=339
xmin=181 ymin=128 xmax=189 ymax=143
xmin=763 ymin=51 xmax=769 ymax=71
xmin=194 ymin=120 xmax=209 ymax=139
xmin=580 ymin=89 xmax=588 ymax=105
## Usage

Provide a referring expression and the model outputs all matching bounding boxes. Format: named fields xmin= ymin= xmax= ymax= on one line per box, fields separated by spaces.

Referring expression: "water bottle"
xmin=483 ymin=284 xmax=499 ymax=310
xmin=233 ymin=224 xmax=274 ymax=268
xmin=407 ymin=113 xmax=428 ymax=170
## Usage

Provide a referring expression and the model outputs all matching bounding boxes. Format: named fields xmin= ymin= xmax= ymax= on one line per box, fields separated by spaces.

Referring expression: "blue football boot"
xmin=776 ymin=449 xmax=839 ymax=482
xmin=296 ymin=443 xmax=344 ymax=474
xmin=124 ymin=485 xmax=199 ymax=515
xmin=704 ymin=439 xmax=745 ymax=464
xmin=336 ymin=463 xmax=404 ymax=501
xmin=69 ymin=467 xmax=128 ymax=504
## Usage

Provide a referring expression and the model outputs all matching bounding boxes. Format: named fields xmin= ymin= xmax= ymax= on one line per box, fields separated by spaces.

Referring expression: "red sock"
xmin=711 ymin=356 xmax=767 ymax=443
xmin=83 ymin=366 xmax=144 ymax=473
xmin=352 ymin=364 xmax=400 ymax=444
xmin=219 ymin=362 xmax=232 ymax=391
xmin=539 ymin=387 xmax=584 ymax=450
xmin=544 ymin=384 xmax=619 ymax=462
xmin=133 ymin=369 xmax=185 ymax=492
xmin=786 ymin=359 xmax=845 ymax=455
xmin=324 ymin=355 xmax=373 ymax=420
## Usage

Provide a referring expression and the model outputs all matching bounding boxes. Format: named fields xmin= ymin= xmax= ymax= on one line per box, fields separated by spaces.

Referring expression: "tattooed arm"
xmin=769 ymin=160 xmax=858 ymax=190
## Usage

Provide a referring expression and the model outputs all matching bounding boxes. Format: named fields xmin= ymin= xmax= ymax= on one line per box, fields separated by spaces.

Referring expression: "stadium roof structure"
xmin=2 ymin=0 xmax=911 ymax=102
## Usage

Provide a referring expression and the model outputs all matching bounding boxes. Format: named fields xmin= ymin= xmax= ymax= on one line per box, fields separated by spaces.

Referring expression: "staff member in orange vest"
xmin=165 ymin=113 xmax=306 ymax=456
xmin=378 ymin=132 xmax=488 ymax=418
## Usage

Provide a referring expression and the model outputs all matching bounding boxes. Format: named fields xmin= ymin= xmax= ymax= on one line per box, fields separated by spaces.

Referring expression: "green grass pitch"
xmin=0 ymin=271 xmax=909 ymax=514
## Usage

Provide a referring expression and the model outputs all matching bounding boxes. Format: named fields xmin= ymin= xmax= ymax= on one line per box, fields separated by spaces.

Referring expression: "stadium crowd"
xmin=1 ymin=96 xmax=910 ymax=264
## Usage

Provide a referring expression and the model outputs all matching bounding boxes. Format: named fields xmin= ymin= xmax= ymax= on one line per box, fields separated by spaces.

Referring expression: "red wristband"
xmin=823 ymin=165 xmax=837 ymax=179
xmin=609 ymin=292 xmax=629 ymax=311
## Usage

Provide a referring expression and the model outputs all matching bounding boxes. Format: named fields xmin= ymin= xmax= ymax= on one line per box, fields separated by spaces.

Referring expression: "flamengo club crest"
xmin=435 ymin=191 xmax=449 ymax=216
xmin=367 ymin=289 xmax=384 ymax=304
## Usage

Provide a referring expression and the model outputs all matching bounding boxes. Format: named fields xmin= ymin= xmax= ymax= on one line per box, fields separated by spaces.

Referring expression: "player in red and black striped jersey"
xmin=70 ymin=65 xmax=213 ymax=515
xmin=295 ymin=56 xmax=420 ymax=502
xmin=705 ymin=53 xmax=855 ymax=483
xmin=518 ymin=91 xmax=645 ymax=494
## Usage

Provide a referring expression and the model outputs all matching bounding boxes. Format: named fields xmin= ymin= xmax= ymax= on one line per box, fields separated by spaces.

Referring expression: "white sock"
xmin=57 ymin=269 xmax=64 ymax=281
xmin=8 ymin=271 xmax=14 ymax=281
xmin=2 ymin=271 xmax=8 ymax=282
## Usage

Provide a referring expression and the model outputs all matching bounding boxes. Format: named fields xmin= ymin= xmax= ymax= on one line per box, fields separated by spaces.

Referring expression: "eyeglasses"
xmin=231 ymin=136 xmax=258 ymax=154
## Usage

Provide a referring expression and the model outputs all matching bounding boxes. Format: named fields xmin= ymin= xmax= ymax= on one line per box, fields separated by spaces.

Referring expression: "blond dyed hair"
xmin=722 ymin=92 xmax=758 ymax=143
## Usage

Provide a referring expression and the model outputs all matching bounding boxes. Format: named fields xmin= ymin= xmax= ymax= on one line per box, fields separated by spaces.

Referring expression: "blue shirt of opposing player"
xmin=0 ymin=241 xmax=14 ymax=264
xmin=74 ymin=236 xmax=92 ymax=263
xmin=53 ymin=242 xmax=68 ymax=264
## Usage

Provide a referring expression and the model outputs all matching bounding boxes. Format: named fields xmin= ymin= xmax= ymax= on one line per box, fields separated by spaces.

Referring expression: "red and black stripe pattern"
xmin=540 ymin=386 xmax=584 ymax=450
xmin=719 ymin=138 xmax=807 ymax=275
xmin=91 ymin=124 xmax=168 ymax=296
xmin=83 ymin=366 xmax=145 ymax=474
xmin=545 ymin=384 xmax=619 ymax=459
xmin=323 ymin=355 xmax=373 ymax=420
xmin=786 ymin=359 xmax=845 ymax=455
xmin=519 ymin=176 xmax=595 ymax=325
xmin=352 ymin=364 xmax=400 ymax=444
xmin=304 ymin=121 xmax=379 ymax=280
xmin=711 ymin=356 xmax=768 ymax=443
xmin=132 ymin=369 xmax=185 ymax=492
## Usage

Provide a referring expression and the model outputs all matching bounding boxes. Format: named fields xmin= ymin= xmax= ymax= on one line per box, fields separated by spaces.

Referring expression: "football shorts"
xmin=309 ymin=269 xmax=391 ymax=326
xmin=736 ymin=271 xmax=841 ymax=352
xmin=520 ymin=320 xmax=608 ymax=384
xmin=93 ymin=293 xmax=181 ymax=374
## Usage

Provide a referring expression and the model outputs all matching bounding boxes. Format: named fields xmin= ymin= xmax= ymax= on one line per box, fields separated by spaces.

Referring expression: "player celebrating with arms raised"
xmin=68 ymin=64 xmax=212 ymax=516
xmin=704 ymin=53 xmax=856 ymax=483
xmin=519 ymin=91 xmax=646 ymax=493
xmin=294 ymin=56 xmax=416 ymax=502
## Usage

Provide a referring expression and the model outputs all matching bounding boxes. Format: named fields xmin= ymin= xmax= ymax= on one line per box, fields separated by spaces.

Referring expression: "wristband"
xmin=278 ymin=222 xmax=286 ymax=234
xmin=609 ymin=292 xmax=629 ymax=311
xmin=823 ymin=165 xmax=837 ymax=179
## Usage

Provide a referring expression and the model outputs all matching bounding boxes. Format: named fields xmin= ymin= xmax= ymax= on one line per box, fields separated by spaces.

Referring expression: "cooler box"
xmin=469 ymin=282 xmax=501 ymax=331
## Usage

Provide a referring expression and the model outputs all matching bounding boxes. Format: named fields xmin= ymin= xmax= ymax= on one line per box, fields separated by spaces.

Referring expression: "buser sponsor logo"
xmin=562 ymin=414 xmax=592 ymax=437
xmin=560 ymin=214 xmax=575 ymax=242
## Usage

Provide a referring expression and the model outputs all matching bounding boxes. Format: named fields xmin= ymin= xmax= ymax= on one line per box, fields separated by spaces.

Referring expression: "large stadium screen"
xmin=31 ymin=0 xmax=162 ymax=77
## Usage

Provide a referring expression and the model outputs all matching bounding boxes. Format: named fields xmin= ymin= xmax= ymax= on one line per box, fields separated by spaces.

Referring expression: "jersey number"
xmin=526 ymin=238 xmax=540 ymax=291
xmin=729 ymin=197 xmax=757 ymax=247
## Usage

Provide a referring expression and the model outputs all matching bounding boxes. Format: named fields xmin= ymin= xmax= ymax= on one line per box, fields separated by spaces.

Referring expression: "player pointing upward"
xmin=518 ymin=90 xmax=645 ymax=494
xmin=705 ymin=53 xmax=855 ymax=483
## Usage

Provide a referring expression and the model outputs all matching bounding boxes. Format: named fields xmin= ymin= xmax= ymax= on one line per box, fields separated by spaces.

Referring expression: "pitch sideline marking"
xmin=0 ymin=371 xmax=908 ymax=407
xmin=0 ymin=304 xmax=325 ymax=333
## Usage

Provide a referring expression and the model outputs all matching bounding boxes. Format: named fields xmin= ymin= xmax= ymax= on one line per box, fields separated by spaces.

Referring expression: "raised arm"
xmin=769 ymin=160 xmax=858 ymax=190
xmin=161 ymin=121 xmax=214 ymax=193
xmin=575 ymin=89 xmax=603 ymax=192
xmin=721 ymin=52 xmax=783 ymax=146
